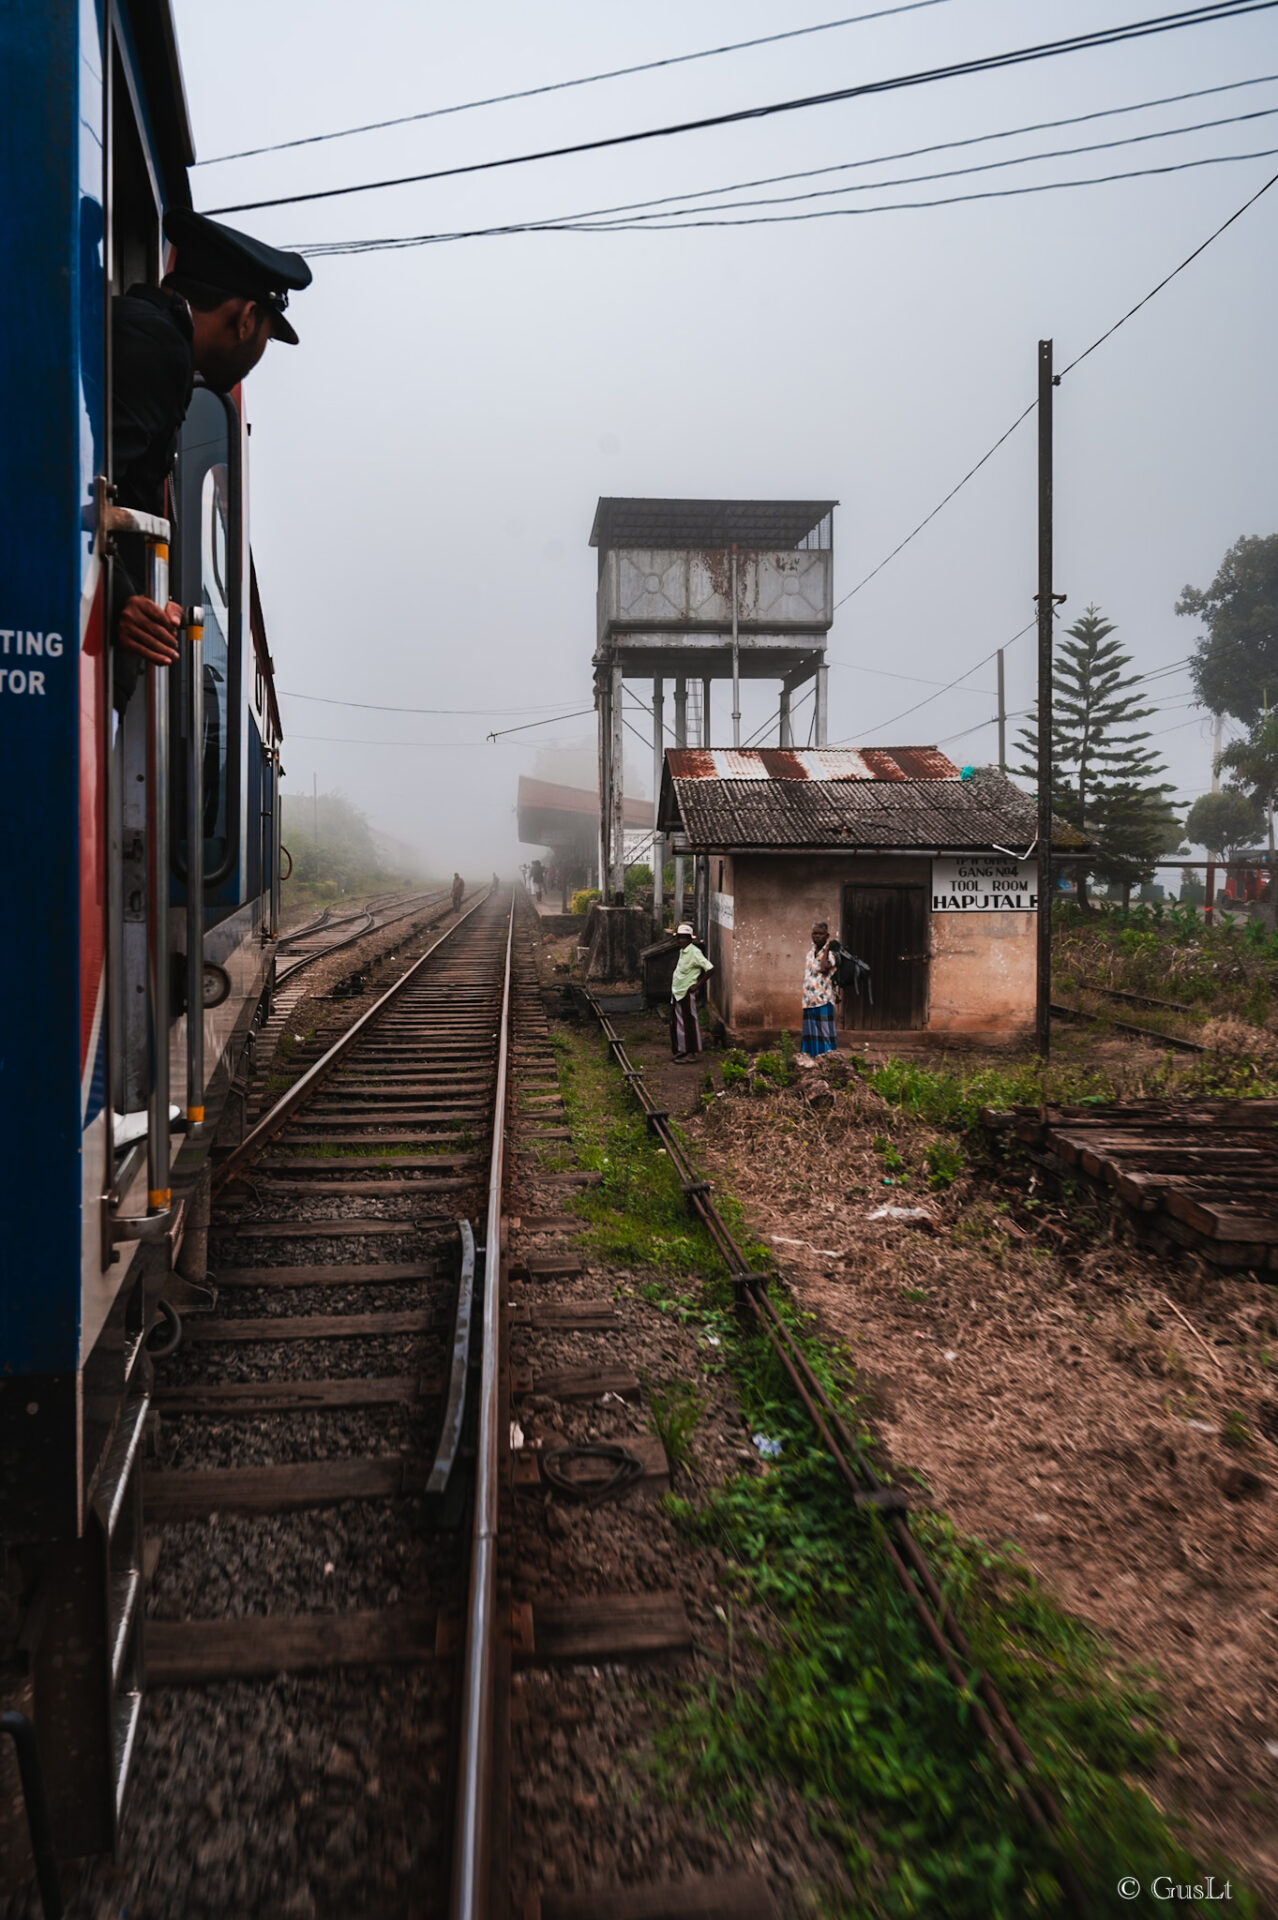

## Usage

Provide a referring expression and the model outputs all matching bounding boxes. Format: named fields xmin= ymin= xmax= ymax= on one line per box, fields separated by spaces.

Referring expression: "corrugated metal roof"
xmin=590 ymin=497 xmax=836 ymax=551
xmin=659 ymin=763 xmax=1089 ymax=853
xmin=665 ymin=746 xmax=960 ymax=783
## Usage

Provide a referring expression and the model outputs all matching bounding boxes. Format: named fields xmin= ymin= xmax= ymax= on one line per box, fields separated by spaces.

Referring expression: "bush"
xmin=924 ymin=1139 xmax=965 ymax=1189
xmin=720 ymin=1051 xmax=749 ymax=1090
xmin=571 ymin=888 xmax=601 ymax=917
xmin=624 ymin=863 xmax=653 ymax=903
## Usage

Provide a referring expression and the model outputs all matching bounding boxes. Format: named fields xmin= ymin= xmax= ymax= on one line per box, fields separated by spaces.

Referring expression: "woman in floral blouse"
xmin=801 ymin=919 xmax=838 ymax=1056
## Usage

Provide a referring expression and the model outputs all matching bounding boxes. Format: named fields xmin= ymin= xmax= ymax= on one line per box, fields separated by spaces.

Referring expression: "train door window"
xmin=173 ymin=388 xmax=241 ymax=891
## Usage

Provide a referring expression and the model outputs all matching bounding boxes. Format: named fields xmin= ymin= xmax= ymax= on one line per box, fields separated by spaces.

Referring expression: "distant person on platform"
xmin=111 ymin=209 xmax=312 ymax=711
xmin=670 ymin=922 xmax=713 ymax=1061
xmin=452 ymin=872 xmax=465 ymax=911
xmin=529 ymin=858 xmax=544 ymax=901
xmin=801 ymin=919 xmax=838 ymax=1057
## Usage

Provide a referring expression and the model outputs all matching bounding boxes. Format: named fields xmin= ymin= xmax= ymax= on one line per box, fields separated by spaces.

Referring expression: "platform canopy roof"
xmin=517 ymin=775 xmax=649 ymax=849
xmin=590 ymin=497 xmax=836 ymax=552
xmin=658 ymin=749 xmax=1089 ymax=853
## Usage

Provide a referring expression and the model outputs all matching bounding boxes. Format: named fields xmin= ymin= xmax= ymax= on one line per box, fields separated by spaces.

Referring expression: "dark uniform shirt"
xmin=110 ymin=285 xmax=194 ymax=710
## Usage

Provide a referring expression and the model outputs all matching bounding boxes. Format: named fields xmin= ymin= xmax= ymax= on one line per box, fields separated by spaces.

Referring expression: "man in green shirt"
xmin=670 ymin=922 xmax=714 ymax=1060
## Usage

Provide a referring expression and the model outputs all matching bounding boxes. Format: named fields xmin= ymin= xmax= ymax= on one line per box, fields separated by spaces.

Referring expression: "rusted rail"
xmin=450 ymin=900 xmax=514 ymax=1920
xmin=1051 ymin=1000 xmax=1204 ymax=1053
xmin=585 ymin=992 xmax=1089 ymax=1915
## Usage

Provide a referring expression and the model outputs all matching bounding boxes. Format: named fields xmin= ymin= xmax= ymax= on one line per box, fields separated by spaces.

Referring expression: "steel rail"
xmin=274 ymin=889 xmax=453 ymax=985
xmin=1050 ymin=999 xmax=1205 ymax=1053
xmin=279 ymin=888 xmax=433 ymax=949
xmin=584 ymin=990 xmax=1090 ymax=1914
xmin=212 ymin=889 xmax=494 ymax=1194
xmin=450 ymin=895 xmax=514 ymax=1920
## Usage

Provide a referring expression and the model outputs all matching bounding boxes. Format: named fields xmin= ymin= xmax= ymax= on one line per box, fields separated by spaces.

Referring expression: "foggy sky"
xmin=171 ymin=0 xmax=1278 ymax=873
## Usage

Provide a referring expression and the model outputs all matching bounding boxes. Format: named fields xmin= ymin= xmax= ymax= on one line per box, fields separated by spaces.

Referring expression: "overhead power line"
xmin=195 ymin=0 xmax=956 ymax=166
xmin=833 ymin=621 xmax=1037 ymax=742
xmin=835 ymin=159 xmax=1278 ymax=609
xmin=294 ymin=80 xmax=1278 ymax=252
xmin=203 ymin=2 xmax=1277 ymax=217
xmin=547 ymin=141 xmax=1278 ymax=233
xmin=279 ymin=688 xmax=578 ymax=715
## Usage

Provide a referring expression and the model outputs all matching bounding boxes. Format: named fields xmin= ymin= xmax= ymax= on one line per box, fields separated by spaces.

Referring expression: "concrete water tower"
xmin=590 ymin=496 xmax=837 ymax=913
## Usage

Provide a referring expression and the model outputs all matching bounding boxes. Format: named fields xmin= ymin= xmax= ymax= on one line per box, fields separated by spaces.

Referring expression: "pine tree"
xmin=1016 ymin=606 xmax=1180 ymax=905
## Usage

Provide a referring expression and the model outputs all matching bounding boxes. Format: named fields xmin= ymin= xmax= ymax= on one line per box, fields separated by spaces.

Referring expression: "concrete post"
xmin=610 ymin=661 xmax=625 ymax=899
xmin=779 ymin=686 xmax=792 ymax=747
xmin=814 ymin=663 xmax=829 ymax=745
xmin=702 ymin=679 xmax=712 ymax=750
xmin=673 ymin=677 xmax=687 ymax=923
xmin=652 ymin=678 xmax=664 ymax=932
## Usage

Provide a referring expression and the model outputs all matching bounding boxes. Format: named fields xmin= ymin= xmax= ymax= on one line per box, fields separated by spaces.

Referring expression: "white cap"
xmin=676 ymin=922 xmax=695 ymax=936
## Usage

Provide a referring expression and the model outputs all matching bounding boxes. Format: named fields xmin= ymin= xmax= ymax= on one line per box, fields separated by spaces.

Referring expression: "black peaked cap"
xmin=163 ymin=209 xmax=312 ymax=344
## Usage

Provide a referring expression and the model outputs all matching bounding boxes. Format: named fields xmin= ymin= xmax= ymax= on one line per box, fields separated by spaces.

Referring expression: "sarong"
xmin=801 ymin=1004 xmax=838 ymax=1056
xmin=670 ymin=994 xmax=703 ymax=1058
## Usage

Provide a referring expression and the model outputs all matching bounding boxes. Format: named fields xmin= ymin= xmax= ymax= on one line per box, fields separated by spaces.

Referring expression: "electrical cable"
xmin=537 ymin=104 xmax=1278 ymax=232
xmin=486 ymin=707 xmax=596 ymax=740
xmin=834 ymin=160 xmax=1278 ymax=608
xmin=294 ymin=74 xmax=1278 ymax=253
xmin=830 ymin=659 xmax=997 ymax=690
xmin=204 ymin=2 xmax=1277 ymax=217
xmin=837 ymin=620 xmax=1036 ymax=741
xmin=561 ymin=143 xmax=1278 ymax=235
xmin=195 ymin=0 xmax=958 ymax=166
xmin=280 ymin=689 xmax=584 ymax=715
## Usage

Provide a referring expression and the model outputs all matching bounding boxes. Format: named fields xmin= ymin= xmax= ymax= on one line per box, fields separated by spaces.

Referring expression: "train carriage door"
xmin=841 ymin=884 xmax=929 ymax=1030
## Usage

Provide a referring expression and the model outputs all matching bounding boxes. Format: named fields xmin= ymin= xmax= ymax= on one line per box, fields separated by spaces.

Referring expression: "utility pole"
xmin=1035 ymin=339 xmax=1055 ymax=1061
xmin=730 ymin=544 xmax=741 ymax=748
xmin=1211 ymin=711 xmax=1222 ymax=792
xmin=651 ymin=678 xmax=665 ymax=932
xmin=313 ymin=771 xmax=318 ymax=848
xmin=996 ymin=648 xmax=1007 ymax=772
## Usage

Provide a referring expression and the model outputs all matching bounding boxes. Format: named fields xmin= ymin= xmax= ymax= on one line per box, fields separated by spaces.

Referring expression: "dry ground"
xmin=671 ymin=1056 xmax=1278 ymax=1906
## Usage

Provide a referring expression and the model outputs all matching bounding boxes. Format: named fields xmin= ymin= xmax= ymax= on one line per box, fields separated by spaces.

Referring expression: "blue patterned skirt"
xmin=801 ymin=1004 xmax=838 ymax=1056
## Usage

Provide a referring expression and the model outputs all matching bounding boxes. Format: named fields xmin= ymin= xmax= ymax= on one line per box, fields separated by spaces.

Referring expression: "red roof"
xmin=664 ymin=746 xmax=959 ymax=782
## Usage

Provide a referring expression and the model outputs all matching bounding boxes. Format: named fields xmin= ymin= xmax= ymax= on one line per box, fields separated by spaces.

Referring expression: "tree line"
xmin=1016 ymin=531 xmax=1277 ymax=907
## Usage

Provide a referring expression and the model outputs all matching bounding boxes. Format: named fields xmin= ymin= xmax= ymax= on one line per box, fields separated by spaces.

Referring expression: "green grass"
xmin=552 ymin=1029 xmax=770 ymax=1276
xmin=280 ymin=1138 xmax=465 ymax=1159
xmin=546 ymin=1022 xmax=1249 ymax=1916
xmin=647 ymin=1378 xmax=707 ymax=1476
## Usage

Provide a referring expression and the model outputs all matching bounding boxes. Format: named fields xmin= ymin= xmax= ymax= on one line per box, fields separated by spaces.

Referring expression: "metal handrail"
xmin=450 ymin=895 xmax=513 ymax=1920
xmin=111 ymin=526 xmax=174 ymax=1241
xmin=185 ymin=607 xmax=205 ymax=1136
xmin=145 ymin=536 xmax=172 ymax=1214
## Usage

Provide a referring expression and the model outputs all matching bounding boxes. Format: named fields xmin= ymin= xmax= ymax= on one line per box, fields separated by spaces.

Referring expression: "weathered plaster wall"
xmin=724 ymin=855 xmax=887 ymax=1036
xmin=716 ymin=852 xmax=1035 ymax=1043
xmin=706 ymin=853 xmax=736 ymax=1013
xmin=928 ymin=908 xmax=1035 ymax=1035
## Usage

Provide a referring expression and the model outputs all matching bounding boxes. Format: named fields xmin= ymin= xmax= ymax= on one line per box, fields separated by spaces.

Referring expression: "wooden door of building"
xmin=840 ymin=885 xmax=929 ymax=1030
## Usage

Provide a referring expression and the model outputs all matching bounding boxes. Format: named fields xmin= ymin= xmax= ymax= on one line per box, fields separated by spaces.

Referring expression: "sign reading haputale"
xmin=932 ymin=856 xmax=1037 ymax=912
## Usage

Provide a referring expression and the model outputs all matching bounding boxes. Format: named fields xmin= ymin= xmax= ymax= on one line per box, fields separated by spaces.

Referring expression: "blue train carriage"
xmin=0 ymin=0 xmax=283 ymax=1879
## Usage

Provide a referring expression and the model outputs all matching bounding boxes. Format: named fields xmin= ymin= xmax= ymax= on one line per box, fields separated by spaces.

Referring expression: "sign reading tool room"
xmin=932 ymin=856 xmax=1037 ymax=911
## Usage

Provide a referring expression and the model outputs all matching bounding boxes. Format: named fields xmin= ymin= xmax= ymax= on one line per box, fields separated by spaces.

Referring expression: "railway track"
xmin=86 ymin=889 xmax=516 ymax=1919
xmin=56 ymin=890 xmax=1109 ymax=1917
xmin=254 ymin=887 xmax=458 ymax=1086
